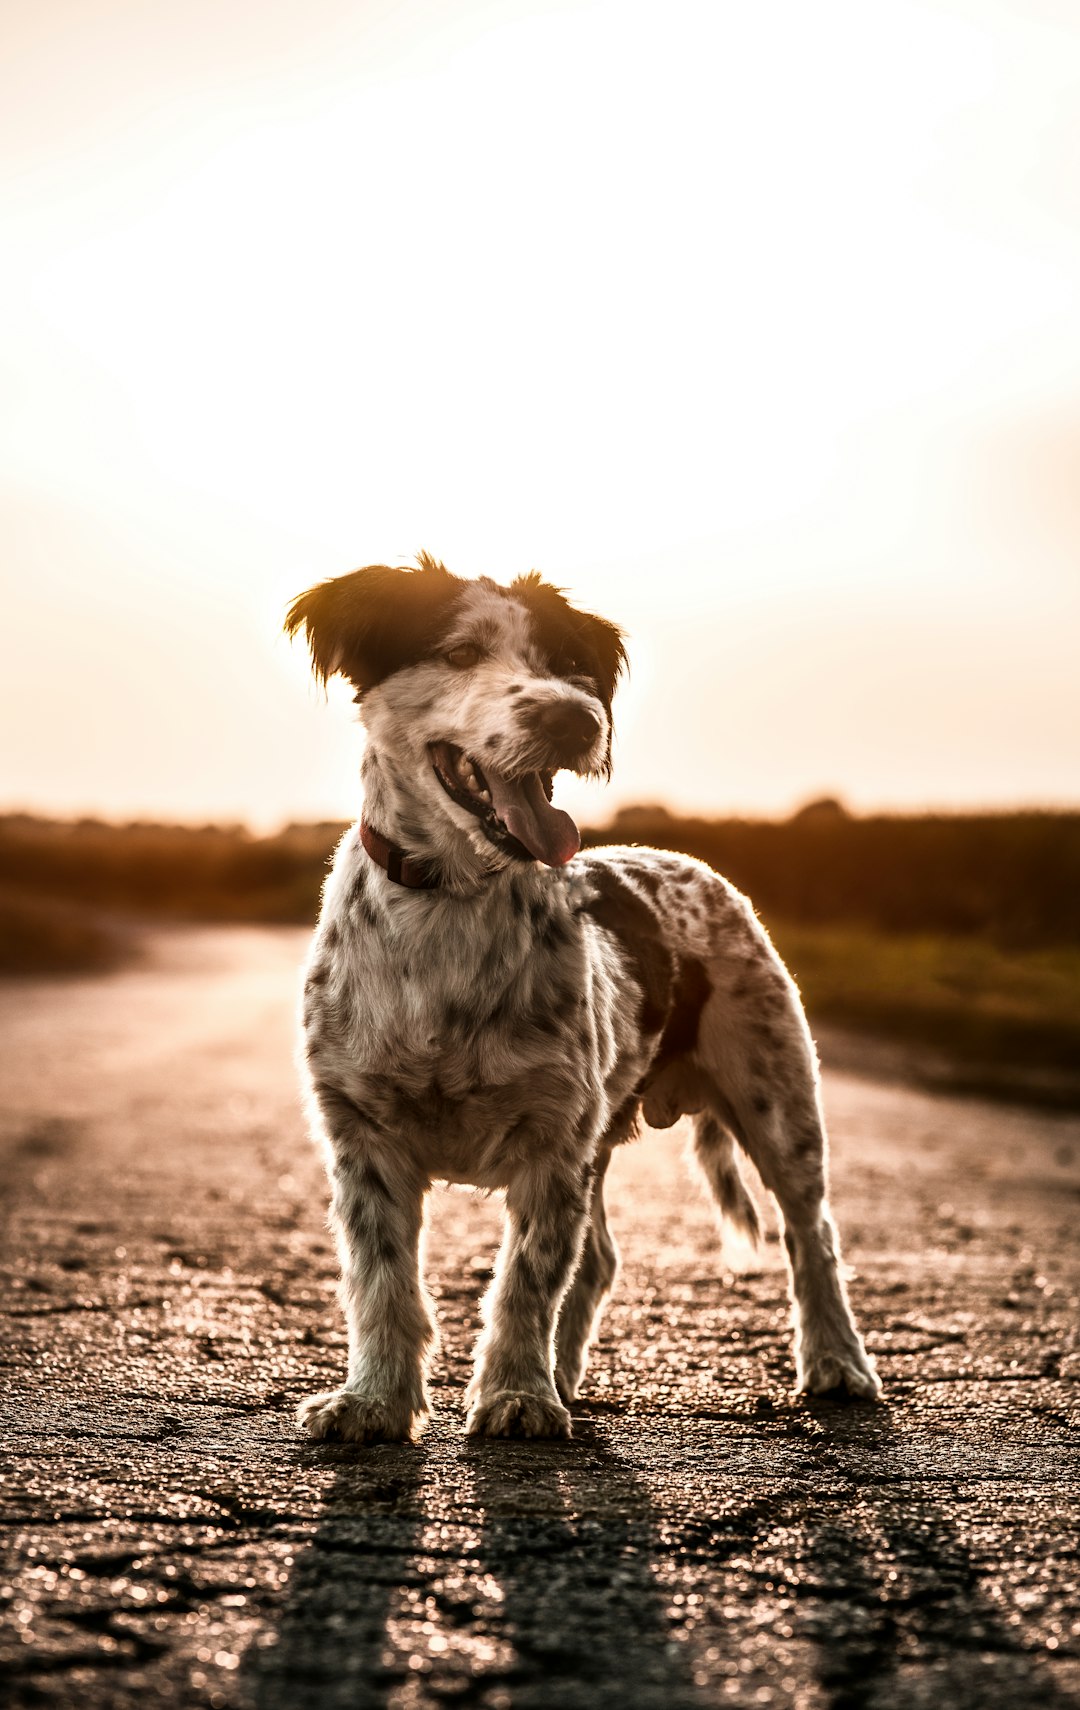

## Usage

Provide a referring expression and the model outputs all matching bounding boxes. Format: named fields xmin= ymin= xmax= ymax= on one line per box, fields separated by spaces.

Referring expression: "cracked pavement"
xmin=2 ymin=926 xmax=1078 ymax=1708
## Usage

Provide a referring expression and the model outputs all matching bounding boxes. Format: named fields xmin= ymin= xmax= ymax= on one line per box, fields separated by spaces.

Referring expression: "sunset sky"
xmin=2 ymin=0 xmax=1078 ymax=829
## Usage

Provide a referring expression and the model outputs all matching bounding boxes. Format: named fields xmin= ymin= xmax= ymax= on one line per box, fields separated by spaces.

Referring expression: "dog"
xmin=286 ymin=554 xmax=880 ymax=1441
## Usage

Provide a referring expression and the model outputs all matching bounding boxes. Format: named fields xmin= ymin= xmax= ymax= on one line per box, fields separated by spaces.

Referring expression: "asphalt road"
xmin=1 ymin=926 xmax=1077 ymax=1709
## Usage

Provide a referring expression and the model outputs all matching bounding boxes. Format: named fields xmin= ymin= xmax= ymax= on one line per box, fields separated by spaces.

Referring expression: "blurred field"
xmin=772 ymin=924 xmax=1080 ymax=1091
xmin=0 ymin=815 xmax=341 ymax=936
xmin=1 ymin=806 xmax=1078 ymax=1099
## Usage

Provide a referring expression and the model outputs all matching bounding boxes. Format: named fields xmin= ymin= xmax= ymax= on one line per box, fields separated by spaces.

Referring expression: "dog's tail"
xmin=689 ymin=1111 xmax=761 ymax=1245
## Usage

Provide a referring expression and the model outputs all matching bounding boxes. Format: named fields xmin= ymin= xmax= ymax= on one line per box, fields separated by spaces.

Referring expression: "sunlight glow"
xmin=2 ymin=0 xmax=1079 ymax=823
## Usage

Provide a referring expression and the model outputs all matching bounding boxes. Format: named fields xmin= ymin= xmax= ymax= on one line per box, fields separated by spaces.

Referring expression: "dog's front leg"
xmin=298 ymin=1110 xmax=433 ymax=1444
xmin=466 ymin=1163 xmax=590 ymax=1440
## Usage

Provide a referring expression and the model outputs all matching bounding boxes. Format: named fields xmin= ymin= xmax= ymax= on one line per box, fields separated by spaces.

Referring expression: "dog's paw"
xmin=297 ymin=1388 xmax=422 ymax=1443
xmin=798 ymin=1345 xmax=882 ymax=1402
xmin=466 ymin=1389 xmax=572 ymax=1440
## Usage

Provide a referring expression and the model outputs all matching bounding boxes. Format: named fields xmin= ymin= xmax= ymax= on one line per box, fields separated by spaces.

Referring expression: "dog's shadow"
xmin=246 ymin=1395 xmax=1072 ymax=1710
xmin=673 ymin=1395 xmax=1075 ymax=1710
xmin=246 ymin=1415 xmax=699 ymax=1709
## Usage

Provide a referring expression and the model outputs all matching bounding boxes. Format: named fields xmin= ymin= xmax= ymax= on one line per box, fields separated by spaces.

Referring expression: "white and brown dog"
xmin=286 ymin=555 xmax=880 ymax=1442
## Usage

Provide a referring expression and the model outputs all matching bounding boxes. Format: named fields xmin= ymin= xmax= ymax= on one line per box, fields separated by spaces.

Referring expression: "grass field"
xmin=771 ymin=922 xmax=1080 ymax=1082
xmin=2 ymin=809 xmax=1078 ymax=1100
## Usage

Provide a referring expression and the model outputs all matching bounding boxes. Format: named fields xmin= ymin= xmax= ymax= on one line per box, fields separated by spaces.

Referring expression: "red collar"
xmin=359 ymin=821 xmax=441 ymax=890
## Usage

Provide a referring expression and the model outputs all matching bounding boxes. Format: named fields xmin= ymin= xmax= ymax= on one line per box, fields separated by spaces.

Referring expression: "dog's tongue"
xmin=486 ymin=767 xmax=580 ymax=867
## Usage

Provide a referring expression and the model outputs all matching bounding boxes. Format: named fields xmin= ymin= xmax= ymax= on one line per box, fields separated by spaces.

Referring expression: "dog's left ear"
xmin=510 ymin=572 xmax=627 ymax=714
xmin=285 ymin=555 xmax=464 ymax=696
xmin=575 ymin=609 xmax=628 ymax=715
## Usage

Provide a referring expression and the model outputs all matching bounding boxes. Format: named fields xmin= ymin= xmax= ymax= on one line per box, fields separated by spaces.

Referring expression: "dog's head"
xmin=286 ymin=554 xmax=626 ymax=868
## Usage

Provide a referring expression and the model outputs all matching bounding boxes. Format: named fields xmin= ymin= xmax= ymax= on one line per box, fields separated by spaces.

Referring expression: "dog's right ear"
xmin=285 ymin=555 xmax=464 ymax=696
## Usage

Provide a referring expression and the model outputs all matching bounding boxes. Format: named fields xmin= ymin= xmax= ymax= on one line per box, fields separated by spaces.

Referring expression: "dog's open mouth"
xmin=429 ymin=742 xmax=581 ymax=867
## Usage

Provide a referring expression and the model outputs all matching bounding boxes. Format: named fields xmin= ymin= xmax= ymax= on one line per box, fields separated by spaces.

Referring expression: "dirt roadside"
xmin=1 ymin=925 xmax=1077 ymax=1709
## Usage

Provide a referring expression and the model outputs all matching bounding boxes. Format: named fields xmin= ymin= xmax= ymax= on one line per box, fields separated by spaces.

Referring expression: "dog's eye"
xmin=445 ymin=644 xmax=484 ymax=670
xmin=553 ymin=652 xmax=590 ymax=681
xmin=561 ymin=658 xmax=593 ymax=685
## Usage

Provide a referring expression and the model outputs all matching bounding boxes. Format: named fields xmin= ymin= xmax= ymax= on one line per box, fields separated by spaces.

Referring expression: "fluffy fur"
xmin=287 ymin=555 xmax=880 ymax=1441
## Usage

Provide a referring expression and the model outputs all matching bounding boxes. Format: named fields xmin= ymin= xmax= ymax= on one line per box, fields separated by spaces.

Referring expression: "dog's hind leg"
xmin=297 ymin=1089 xmax=434 ymax=1443
xmin=554 ymin=1145 xmax=618 ymax=1405
xmin=466 ymin=1159 xmax=591 ymax=1439
xmin=724 ymin=1069 xmax=881 ymax=1400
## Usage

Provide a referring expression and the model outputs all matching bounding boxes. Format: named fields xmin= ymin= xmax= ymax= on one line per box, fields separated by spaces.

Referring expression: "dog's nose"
xmin=536 ymin=702 xmax=601 ymax=754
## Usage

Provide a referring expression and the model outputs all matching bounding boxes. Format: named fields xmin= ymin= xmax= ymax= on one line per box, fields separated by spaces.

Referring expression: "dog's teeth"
xmin=478 ymin=789 xmax=491 ymax=803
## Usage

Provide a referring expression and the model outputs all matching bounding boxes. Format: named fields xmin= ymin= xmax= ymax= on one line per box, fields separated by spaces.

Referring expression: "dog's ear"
xmin=573 ymin=607 xmax=628 ymax=714
xmin=510 ymin=573 xmax=628 ymax=712
xmin=286 ymin=555 xmax=464 ymax=695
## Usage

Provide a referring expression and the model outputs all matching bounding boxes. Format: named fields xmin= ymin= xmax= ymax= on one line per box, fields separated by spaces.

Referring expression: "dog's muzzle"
xmin=429 ymin=740 xmax=583 ymax=867
xmin=532 ymin=702 xmax=600 ymax=755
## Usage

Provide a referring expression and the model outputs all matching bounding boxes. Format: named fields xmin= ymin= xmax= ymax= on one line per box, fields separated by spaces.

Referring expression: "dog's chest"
xmin=305 ymin=880 xmax=622 ymax=1180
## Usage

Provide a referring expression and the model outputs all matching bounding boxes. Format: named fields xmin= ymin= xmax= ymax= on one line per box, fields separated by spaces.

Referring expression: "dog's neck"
xmin=359 ymin=748 xmax=512 ymax=896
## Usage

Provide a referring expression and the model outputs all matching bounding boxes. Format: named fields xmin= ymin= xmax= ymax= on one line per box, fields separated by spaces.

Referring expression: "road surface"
xmin=1 ymin=926 xmax=1077 ymax=1708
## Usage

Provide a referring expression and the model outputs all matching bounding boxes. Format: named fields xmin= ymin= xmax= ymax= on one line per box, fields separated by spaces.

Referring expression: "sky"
xmin=2 ymin=0 xmax=1079 ymax=829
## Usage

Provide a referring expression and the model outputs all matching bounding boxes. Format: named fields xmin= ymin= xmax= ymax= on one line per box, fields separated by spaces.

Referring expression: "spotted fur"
xmin=287 ymin=557 xmax=880 ymax=1442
